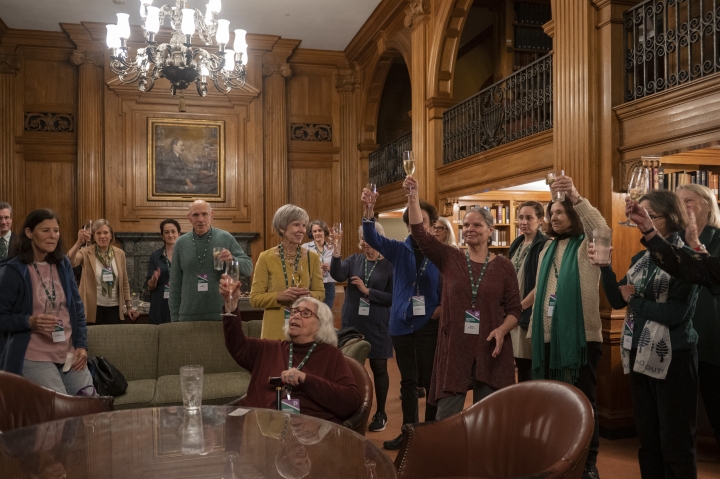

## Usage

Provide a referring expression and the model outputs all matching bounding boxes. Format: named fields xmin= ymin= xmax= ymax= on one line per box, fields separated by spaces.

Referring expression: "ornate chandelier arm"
xmin=194 ymin=9 xmax=218 ymax=45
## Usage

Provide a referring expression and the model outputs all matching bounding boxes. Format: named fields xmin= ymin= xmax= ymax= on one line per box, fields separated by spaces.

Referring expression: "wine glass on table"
xmin=619 ymin=166 xmax=649 ymax=227
xmin=403 ymin=151 xmax=416 ymax=197
xmin=365 ymin=183 xmax=377 ymax=219
xmin=221 ymin=260 xmax=241 ymax=316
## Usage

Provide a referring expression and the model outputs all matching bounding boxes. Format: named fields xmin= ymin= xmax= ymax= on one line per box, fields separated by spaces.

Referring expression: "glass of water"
xmin=180 ymin=365 xmax=204 ymax=412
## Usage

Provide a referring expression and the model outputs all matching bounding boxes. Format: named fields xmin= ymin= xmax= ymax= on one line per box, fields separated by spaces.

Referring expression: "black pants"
xmin=95 ymin=305 xmax=122 ymax=325
xmin=392 ymin=319 xmax=438 ymax=425
xmin=630 ymin=347 xmax=698 ymax=479
xmin=698 ymin=361 xmax=720 ymax=445
xmin=515 ymin=357 xmax=533 ymax=382
xmin=369 ymin=358 xmax=389 ymax=414
xmin=543 ymin=341 xmax=602 ymax=468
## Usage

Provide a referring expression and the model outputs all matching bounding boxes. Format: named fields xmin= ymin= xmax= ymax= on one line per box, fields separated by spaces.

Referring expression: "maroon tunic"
xmin=411 ymin=224 xmax=522 ymax=404
xmin=223 ymin=317 xmax=361 ymax=424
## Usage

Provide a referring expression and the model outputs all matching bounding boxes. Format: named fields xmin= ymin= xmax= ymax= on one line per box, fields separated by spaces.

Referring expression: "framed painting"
xmin=148 ymin=118 xmax=225 ymax=201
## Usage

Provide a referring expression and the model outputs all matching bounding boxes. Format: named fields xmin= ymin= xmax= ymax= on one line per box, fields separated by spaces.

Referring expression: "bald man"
xmin=169 ymin=200 xmax=252 ymax=321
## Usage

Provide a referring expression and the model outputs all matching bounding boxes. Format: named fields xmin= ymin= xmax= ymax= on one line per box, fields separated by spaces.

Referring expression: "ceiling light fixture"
xmin=106 ymin=0 xmax=247 ymax=110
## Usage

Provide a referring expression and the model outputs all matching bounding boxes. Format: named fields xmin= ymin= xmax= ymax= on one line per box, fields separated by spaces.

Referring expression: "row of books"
xmin=457 ymin=205 xmax=511 ymax=224
xmin=515 ymin=2 xmax=552 ymax=25
xmin=651 ymin=168 xmax=720 ymax=196
xmin=514 ymin=26 xmax=552 ymax=51
xmin=457 ymin=228 xmax=510 ymax=247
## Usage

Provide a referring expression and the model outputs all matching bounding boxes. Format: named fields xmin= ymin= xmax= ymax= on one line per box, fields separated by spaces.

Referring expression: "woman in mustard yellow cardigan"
xmin=250 ymin=204 xmax=325 ymax=339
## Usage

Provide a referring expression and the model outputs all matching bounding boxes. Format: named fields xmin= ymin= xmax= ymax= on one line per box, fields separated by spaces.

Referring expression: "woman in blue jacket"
xmin=0 ymin=209 xmax=94 ymax=396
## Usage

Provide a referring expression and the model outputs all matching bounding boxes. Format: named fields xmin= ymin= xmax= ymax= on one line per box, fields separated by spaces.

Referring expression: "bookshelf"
xmin=645 ymin=151 xmax=720 ymax=197
xmin=512 ymin=0 xmax=552 ymax=71
xmin=448 ymin=191 xmax=551 ymax=257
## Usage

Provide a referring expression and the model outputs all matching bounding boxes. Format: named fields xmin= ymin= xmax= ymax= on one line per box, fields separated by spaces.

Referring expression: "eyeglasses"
xmin=432 ymin=226 xmax=447 ymax=231
xmin=289 ymin=308 xmax=317 ymax=319
xmin=648 ymin=215 xmax=664 ymax=221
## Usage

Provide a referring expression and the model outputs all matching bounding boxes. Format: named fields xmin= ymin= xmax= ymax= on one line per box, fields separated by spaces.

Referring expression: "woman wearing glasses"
xmin=221 ymin=283 xmax=360 ymax=424
xmin=432 ymin=217 xmax=457 ymax=247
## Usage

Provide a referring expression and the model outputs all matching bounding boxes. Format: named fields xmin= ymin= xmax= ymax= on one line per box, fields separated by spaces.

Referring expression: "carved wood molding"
xmin=336 ymin=66 xmax=361 ymax=93
xmin=262 ymin=62 xmax=292 ymax=79
xmin=71 ymin=50 xmax=104 ymax=67
xmin=24 ymin=112 xmax=75 ymax=132
xmin=0 ymin=54 xmax=19 ymax=74
xmin=404 ymin=0 xmax=431 ymax=28
xmin=619 ymin=158 xmax=641 ymax=192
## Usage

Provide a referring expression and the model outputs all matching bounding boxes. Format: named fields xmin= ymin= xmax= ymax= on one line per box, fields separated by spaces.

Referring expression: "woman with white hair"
xmin=330 ymin=223 xmax=393 ymax=432
xmin=222 ymin=280 xmax=361 ymax=424
xmin=250 ymin=204 xmax=325 ymax=339
xmin=432 ymin=217 xmax=457 ymax=247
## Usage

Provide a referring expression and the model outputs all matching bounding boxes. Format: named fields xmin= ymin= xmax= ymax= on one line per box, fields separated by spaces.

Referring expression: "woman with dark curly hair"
xmin=146 ymin=219 xmax=181 ymax=324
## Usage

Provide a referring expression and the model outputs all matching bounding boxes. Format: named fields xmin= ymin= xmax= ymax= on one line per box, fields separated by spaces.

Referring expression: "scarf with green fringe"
xmin=531 ymin=234 xmax=587 ymax=384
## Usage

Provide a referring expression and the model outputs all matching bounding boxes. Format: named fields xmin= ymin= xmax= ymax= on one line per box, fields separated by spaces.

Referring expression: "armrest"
xmin=341 ymin=399 xmax=372 ymax=435
xmin=395 ymin=414 xmax=468 ymax=479
xmin=52 ymin=394 xmax=114 ymax=422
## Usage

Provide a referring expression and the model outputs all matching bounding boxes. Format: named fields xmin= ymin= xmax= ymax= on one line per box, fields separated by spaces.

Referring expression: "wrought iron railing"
xmin=442 ymin=53 xmax=553 ymax=165
xmin=624 ymin=0 xmax=720 ymax=102
xmin=369 ymin=131 xmax=412 ymax=188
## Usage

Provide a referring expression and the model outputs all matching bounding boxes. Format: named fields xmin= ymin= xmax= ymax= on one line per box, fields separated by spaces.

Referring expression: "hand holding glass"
xmin=548 ymin=171 xmax=566 ymax=202
xmin=365 ymin=183 xmax=377 ymax=219
xmin=222 ymin=261 xmax=241 ymax=316
xmin=213 ymin=247 xmax=224 ymax=270
xmin=619 ymin=166 xmax=649 ymax=227
xmin=403 ymin=151 xmax=416 ymax=197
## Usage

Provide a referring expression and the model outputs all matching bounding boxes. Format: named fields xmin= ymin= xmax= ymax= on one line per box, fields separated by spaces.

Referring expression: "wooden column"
xmin=337 ymin=67 xmax=362 ymax=252
xmin=0 ymin=53 xmax=18 ymax=207
xmin=71 ymin=50 xmax=105 ymax=225
xmin=262 ymin=40 xmax=298 ymax=243
xmin=405 ymin=0 xmax=434 ymax=203
xmin=426 ymin=97 xmax=457 ymax=208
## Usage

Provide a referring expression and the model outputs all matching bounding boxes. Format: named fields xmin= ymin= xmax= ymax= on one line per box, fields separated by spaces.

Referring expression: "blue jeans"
xmin=22 ymin=359 xmax=95 ymax=396
xmin=323 ymin=282 xmax=336 ymax=310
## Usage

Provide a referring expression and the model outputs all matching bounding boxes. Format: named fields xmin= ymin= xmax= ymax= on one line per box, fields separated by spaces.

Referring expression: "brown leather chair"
xmin=0 ymin=371 xmax=114 ymax=432
xmin=394 ymin=380 xmax=594 ymax=479
xmin=227 ymin=355 xmax=374 ymax=435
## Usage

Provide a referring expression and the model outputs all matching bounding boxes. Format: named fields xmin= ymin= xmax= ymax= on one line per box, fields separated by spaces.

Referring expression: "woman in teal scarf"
xmin=520 ymin=175 xmax=607 ymax=479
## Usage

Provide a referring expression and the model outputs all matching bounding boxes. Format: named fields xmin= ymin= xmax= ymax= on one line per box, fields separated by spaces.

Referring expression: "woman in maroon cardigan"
xmin=220 ymin=277 xmax=361 ymax=424
xmin=403 ymin=177 xmax=522 ymax=420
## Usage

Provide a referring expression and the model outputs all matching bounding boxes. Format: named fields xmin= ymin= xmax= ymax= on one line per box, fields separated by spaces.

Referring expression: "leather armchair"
xmin=394 ymin=380 xmax=594 ymax=479
xmin=0 ymin=371 xmax=114 ymax=432
xmin=226 ymin=356 xmax=374 ymax=436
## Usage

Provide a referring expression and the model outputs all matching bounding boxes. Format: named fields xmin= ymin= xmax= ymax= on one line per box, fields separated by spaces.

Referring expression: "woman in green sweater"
xmin=593 ymin=190 xmax=699 ymax=479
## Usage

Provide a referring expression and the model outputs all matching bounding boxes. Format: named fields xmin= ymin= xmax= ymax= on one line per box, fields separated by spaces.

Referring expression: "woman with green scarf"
xmin=69 ymin=219 xmax=138 ymax=324
xmin=520 ymin=174 xmax=607 ymax=479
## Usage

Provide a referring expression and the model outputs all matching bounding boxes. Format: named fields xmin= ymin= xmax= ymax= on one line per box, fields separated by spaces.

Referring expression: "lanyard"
xmin=288 ymin=342 xmax=317 ymax=370
xmin=279 ymin=243 xmax=301 ymax=288
xmin=163 ymin=249 xmax=172 ymax=273
xmin=633 ymin=263 xmax=659 ymax=296
xmin=466 ymin=250 xmax=490 ymax=310
xmin=32 ymin=262 xmax=56 ymax=306
xmin=415 ymin=257 xmax=429 ymax=296
xmin=364 ymin=257 xmax=380 ymax=287
xmin=191 ymin=228 xmax=212 ymax=272
xmin=512 ymin=243 xmax=531 ymax=273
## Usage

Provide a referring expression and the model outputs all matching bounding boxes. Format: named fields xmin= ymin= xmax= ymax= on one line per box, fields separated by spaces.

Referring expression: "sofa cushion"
xmin=157 ymin=321 xmax=248 ymax=377
xmin=87 ymin=325 xmax=159 ymax=381
xmin=112 ymin=379 xmax=157 ymax=410
xmin=243 ymin=320 xmax=262 ymax=339
xmin=153 ymin=372 xmax=251 ymax=406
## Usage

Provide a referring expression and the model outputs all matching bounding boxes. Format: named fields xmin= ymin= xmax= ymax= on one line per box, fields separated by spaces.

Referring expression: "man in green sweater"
xmin=169 ymin=200 xmax=252 ymax=321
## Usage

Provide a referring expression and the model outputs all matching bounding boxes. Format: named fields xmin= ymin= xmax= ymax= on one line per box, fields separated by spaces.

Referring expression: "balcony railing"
xmin=369 ymin=131 xmax=412 ymax=188
xmin=624 ymin=0 xmax=720 ymax=102
xmin=443 ymin=53 xmax=553 ymax=165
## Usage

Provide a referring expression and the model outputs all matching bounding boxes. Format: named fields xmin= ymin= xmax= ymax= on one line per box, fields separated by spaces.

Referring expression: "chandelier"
xmin=105 ymin=0 xmax=247 ymax=107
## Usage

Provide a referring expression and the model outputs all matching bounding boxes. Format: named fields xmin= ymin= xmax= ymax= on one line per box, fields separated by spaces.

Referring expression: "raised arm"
xmin=67 ymin=228 xmax=91 ymax=266
xmin=222 ymin=315 xmax=267 ymax=372
xmin=404 ymin=176 xmax=452 ymax=270
xmin=329 ymin=255 xmax=352 ymax=283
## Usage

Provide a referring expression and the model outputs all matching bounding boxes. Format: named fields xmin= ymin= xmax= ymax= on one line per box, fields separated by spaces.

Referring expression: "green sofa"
xmin=87 ymin=320 xmax=371 ymax=410
xmin=87 ymin=320 xmax=262 ymax=410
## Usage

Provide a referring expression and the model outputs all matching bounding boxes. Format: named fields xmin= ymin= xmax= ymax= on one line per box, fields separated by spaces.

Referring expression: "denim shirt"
xmin=362 ymin=219 xmax=441 ymax=336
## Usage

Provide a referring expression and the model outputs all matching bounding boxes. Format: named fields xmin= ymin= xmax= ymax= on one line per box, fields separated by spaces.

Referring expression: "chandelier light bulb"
xmin=145 ymin=6 xmax=160 ymax=33
xmin=181 ymin=9 xmax=196 ymax=36
xmin=239 ymin=45 xmax=248 ymax=65
xmin=233 ymin=29 xmax=247 ymax=52
xmin=205 ymin=4 xmax=213 ymax=22
xmin=223 ymin=49 xmax=235 ymax=71
xmin=116 ymin=13 xmax=131 ymax=39
xmin=208 ymin=0 xmax=221 ymax=14
xmin=106 ymin=24 xmax=121 ymax=49
xmin=216 ymin=19 xmax=230 ymax=45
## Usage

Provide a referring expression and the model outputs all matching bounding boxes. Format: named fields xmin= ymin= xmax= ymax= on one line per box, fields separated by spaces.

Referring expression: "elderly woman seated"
xmin=220 ymin=276 xmax=361 ymax=424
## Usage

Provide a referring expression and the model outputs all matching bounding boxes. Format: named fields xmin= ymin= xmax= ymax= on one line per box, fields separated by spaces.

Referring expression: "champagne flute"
xmin=619 ymin=166 xmax=649 ymax=227
xmin=403 ymin=151 xmax=416 ymax=197
xmin=221 ymin=260 xmax=241 ymax=316
xmin=83 ymin=219 xmax=93 ymax=247
xmin=292 ymin=264 xmax=303 ymax=288
xmin=365 ymin=183 xmax=377 ymax=219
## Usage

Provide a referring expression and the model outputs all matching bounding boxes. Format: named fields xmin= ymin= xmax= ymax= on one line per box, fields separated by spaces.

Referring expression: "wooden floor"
xmin=364 ymin=357 xmax=720 ymax=478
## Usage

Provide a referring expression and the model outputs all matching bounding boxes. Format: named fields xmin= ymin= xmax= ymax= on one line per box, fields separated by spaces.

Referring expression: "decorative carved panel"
xmin=24 ymin=112 xmax=75 ymax=132
xmin=290 ymin=123 xmax=332 ymax=142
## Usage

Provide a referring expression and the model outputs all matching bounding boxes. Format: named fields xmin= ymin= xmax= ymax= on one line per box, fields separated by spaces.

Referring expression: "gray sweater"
xmin=169 ymin=228 xmax=252 ymax=321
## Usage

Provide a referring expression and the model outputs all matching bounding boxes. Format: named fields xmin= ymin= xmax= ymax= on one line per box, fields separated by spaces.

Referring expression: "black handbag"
xmin=87 ymin=356 xmax=128 ymax=397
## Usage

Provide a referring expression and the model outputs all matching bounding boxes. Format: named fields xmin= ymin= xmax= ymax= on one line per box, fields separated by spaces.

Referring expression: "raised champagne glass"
xmin=403 ymin=151 xmax=416 ymax=197
xmin=365 ymin=183 xmax=377 ymax=219
xmin=221 ymin=260 xmax=241 ymax=316
xmin=619 ymin=166 xmax=649 ymax=227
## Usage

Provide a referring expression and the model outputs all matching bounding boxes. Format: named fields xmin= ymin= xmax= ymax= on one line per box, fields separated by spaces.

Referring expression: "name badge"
xmin=102 ymin=266 xmax=113 ymax=283
xmin=163 ymin=283 xmax=170 ymax=299
xmin=359 ymin=297 xmax=370 ymax=316
xmin=622 ymin=315 xmax=634 ymax=350
xmin=52 ymin=319 xmax=66 ymax=343
xmin=547 ymin=294 xmax=557 ymax=317
xmin=412 ymin=295 xmax=426 ymax=316
xmin=197 ymin=274 xmax=208 ymax=292
xmin=464 ymin=310 xmax=480 ymax=335
xmin=280 ymin=398 xmax=300 ymax=414
xmin=284 ymin=309 xmax=291 ymax=327
xmin=62 ymin=352 xmax=74 ymax=373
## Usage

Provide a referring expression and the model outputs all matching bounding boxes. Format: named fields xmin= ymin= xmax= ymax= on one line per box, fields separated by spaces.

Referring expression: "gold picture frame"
xmin=148 ymin=118 xmax=225 ymax=201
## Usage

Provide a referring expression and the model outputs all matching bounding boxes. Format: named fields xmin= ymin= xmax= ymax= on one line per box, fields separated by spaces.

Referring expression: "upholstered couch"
xmin=87 ymin=320 xmax=371 ymax=410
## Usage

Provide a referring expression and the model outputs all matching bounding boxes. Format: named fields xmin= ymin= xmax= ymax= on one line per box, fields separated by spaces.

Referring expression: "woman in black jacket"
xmin=508 ymin=201 xmax=549 ymax=382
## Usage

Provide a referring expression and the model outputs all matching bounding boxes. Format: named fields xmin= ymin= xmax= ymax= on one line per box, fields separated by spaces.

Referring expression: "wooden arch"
xmin=428 ymin=0 xmax=475 ymax=98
